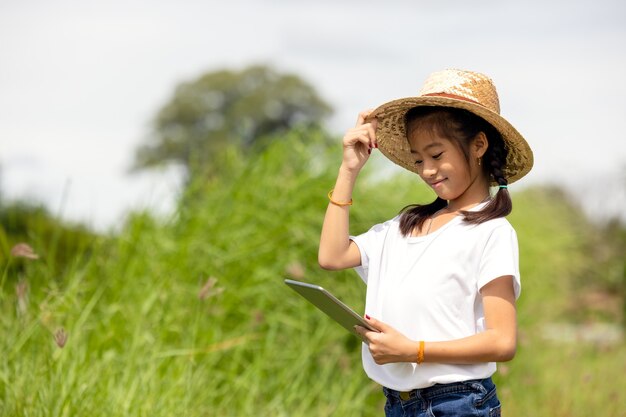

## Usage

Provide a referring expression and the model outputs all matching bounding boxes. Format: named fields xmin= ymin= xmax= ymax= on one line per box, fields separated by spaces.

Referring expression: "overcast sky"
xmin=1 ymin=0 xmax=625 ymax=231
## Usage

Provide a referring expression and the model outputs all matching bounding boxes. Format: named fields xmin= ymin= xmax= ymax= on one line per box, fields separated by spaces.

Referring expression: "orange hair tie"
xmin=417 ymin=341 xmax=425 ymax=365
xmin=328 ymin=189 xmax=353 ymax=207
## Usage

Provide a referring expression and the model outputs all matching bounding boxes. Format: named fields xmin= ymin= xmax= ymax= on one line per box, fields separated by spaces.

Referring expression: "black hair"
xmin=398 ymin=106 xmax=511 ymax=237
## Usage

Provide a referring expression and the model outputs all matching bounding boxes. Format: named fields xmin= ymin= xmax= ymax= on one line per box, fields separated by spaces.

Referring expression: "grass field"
xmin=1 ymin=135 xmax=624 ymax=416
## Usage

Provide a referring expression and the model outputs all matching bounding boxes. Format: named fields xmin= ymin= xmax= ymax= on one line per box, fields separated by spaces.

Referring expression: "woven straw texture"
xmin=367 ymin=69 xmax=533 ymax=184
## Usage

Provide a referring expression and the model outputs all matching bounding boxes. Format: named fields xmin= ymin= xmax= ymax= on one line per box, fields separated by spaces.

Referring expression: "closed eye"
xmin=433 ymin=152 xmax=443 ymax=160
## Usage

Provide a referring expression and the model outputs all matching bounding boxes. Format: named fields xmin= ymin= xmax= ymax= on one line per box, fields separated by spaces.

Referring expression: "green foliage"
xmin=134 ymin=65 xmax=333 ymax=178
xmin=0 ymin=201 xmax=98 ymax=282
xmin=1 ymin=134 xmax=625 ymax=416
xmin=510 ymin=187 xmax=626 ymax=326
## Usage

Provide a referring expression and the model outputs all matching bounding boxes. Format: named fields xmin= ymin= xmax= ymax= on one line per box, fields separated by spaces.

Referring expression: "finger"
xmin=358 ymin=131 xmax=374 ymax=148
xmin=364 ymin=315 xmax=387 ymax=332
xmin=355 ymin=108 xmax=375 ymax=127
xmin=345 ymin=132 xmax=374 ymax=150
xmin=353 ymin=325 xmax=370 ymax=344
xmin=352 ymin=125 xmax=376 ymax=146
xmin=354 ymin=324 xmax=364 ymax=334
xmin=364 ymin=123 xmax=377 ymax=148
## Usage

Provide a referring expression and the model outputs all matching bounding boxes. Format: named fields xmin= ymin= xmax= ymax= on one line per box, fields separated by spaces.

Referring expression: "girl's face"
xmin=407 ymin=126 xmax=487 ymax=204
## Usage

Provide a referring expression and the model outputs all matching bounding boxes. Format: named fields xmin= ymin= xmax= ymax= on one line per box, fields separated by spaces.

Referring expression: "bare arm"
xmin=355 ymin=276 xmax=517 ymax=364
xmin=318 ymin=110 xmax=378 ymax=270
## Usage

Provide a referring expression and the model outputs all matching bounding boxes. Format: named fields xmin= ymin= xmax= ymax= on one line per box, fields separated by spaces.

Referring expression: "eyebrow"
xmin=410 ymin=141 xmax=444 ymax=154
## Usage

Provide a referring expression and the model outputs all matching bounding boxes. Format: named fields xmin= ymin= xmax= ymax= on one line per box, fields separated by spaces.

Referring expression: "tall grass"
xmin=1 ymin=130 xmax=624 ymax=416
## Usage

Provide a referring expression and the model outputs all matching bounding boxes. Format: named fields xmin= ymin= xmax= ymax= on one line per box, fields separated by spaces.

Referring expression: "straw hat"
xmin=367 ymin=69 xmax=533 ymax=184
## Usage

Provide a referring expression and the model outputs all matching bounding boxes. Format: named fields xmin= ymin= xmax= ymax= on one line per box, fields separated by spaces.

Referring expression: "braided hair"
xmin=398 ymin=107 xmax=512 ymax=236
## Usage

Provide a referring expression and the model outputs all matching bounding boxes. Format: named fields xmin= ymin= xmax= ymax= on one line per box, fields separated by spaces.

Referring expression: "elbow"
xmin=317 ymin=249 xmax=348 ymax=270
xmin=494 ymin=337 xmax=517 ymax=362
xmin=318 ymin=254 xmax=339 ymax=271
xmin=318 ymin=244 xmax=358 ymax=270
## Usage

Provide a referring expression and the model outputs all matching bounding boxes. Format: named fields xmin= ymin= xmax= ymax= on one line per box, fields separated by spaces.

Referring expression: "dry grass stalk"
xmin=54 ymin=328 xmax=68 ymax=348
xmin=15 ymin=279 xmax=29 ymax=315
xmin=198 ymin=277 xmax=224 ymax=300
xmin=10 ymin=243 xmax=39 ymax=260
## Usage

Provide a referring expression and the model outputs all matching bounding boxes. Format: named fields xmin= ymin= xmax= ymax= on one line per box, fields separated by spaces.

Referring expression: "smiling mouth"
xmin=429 ymin=179 xmax=446 ymax=187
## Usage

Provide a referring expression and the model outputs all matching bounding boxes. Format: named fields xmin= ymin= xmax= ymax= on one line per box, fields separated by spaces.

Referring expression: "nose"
xmin=420 ymin=160 xmax=437 ymax=178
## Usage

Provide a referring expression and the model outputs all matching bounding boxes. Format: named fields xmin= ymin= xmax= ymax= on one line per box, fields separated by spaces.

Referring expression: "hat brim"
xmin=367 ymin=96 xmax=533 ymax=184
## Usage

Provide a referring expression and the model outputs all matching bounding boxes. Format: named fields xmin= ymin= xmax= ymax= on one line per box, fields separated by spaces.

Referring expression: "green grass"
xmin=1 ymin=133 xmax=624 ymax=416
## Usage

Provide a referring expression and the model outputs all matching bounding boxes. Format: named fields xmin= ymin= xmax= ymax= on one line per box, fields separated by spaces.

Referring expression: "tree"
xmin=133 ymin=65 xmax=333 ymax=176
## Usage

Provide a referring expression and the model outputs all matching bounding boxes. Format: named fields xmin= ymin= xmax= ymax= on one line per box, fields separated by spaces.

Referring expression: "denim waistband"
xmin=383 ymin=377 xmax=495 ymax=402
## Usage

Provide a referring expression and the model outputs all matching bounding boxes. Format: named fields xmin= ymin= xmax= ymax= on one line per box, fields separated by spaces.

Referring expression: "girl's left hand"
xmin=355 ymin=316 xmax=418 ymax=365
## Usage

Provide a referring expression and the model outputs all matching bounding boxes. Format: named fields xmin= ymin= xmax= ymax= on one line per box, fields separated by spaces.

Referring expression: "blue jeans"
xmin=382 ymin=378 xmax=501 ymax=417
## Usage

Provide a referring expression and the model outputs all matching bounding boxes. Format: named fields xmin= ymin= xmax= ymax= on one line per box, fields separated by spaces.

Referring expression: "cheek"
xmin=441 ymin=161 xmax=460 ymax=177
xmin=446 ymin=158 xmax=472 ymax=180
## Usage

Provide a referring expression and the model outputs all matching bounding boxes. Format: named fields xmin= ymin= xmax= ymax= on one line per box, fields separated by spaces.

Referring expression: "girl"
xmin=318 ymin=69 xmax=533 ymax=416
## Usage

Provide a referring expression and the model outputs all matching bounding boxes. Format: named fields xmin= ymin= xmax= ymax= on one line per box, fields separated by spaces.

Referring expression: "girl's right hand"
xmin=341 ymin=109 xmax=378 ymax=173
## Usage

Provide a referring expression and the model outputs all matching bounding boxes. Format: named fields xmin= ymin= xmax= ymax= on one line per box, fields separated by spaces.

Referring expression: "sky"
xmin=1 ymin=0 xmax=625 ymax=231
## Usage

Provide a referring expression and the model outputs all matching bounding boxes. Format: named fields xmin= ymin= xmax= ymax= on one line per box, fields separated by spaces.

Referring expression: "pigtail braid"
xmin=462 ymin=134 xmax=513 ymax=223
xmin=399 ymin=197 xmax=447 ymax=236
xmin=488 ymin=136 xmax=509 ymax=187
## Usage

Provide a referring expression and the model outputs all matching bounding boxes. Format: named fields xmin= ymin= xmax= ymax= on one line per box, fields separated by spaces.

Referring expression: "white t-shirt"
xmin=350 ymin=206 xmax=520 ymax=391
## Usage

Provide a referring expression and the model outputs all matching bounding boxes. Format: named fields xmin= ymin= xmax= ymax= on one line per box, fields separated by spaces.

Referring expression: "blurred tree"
xmin=133 ymin=65 xmax=333 ymax=177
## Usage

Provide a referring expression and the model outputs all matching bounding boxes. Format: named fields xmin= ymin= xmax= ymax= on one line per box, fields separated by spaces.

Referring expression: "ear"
xmin=472 ymin=132 xmax=489 ymax=159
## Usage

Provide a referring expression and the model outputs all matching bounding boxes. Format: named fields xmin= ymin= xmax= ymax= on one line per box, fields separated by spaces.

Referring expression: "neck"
xmin=446 ymin=175 xmax=490 ymax=212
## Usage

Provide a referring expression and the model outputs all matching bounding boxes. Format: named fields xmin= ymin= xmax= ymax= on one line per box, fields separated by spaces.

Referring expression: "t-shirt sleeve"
xmin=349 ymin=218 xmax=395 ymax=284
xmin=477 ymin=224 xmax=521 ymax=299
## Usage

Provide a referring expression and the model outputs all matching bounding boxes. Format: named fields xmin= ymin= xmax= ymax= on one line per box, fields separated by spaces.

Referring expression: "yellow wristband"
xmin=328 ymin=189 xmax=353 ymax=207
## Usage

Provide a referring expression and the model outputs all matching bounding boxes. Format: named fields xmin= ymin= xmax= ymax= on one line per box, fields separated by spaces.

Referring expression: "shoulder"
xmin=456 ymin=217 xmax=518 ymax=250
xmin=488 ymin=217 xmax=517 ymax=238
xmin=364 ymin=215 xmax=402 ymax=233
xmin=467 ymin=216 xmax=516 ymax=234
xmin=351 ymin=215 xmax=401 ymax=241
xmin=472 ymin=217 xmax=519 ymax=253
xmin=351 ymin=216 xmax=403 ymax=255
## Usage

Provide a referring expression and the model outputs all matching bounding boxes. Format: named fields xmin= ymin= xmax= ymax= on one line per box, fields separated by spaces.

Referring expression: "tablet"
xmin=284 ymin=279 xmax=378 ymax=337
